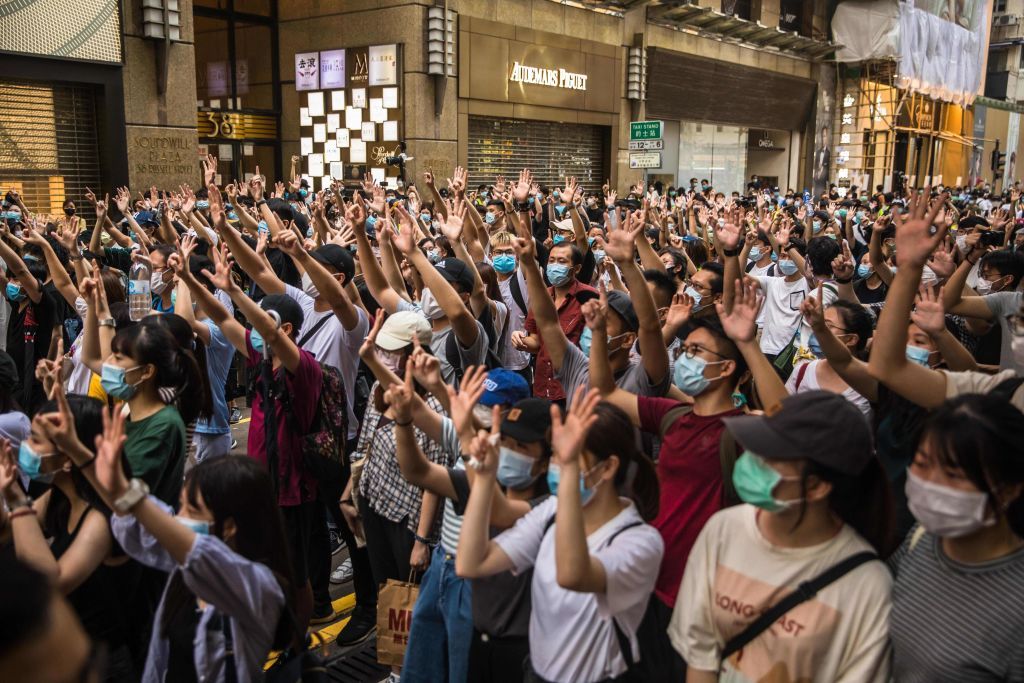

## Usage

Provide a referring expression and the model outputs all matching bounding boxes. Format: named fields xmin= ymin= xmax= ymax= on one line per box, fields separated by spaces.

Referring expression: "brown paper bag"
xmin=376 ymin=576 xmax=419 ymax=666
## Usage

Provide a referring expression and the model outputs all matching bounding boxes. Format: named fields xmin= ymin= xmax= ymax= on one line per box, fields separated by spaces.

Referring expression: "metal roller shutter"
xmin=0 ymin=80 xmax=102 ymax=222
xmin=467 ymin=116 xmax=607 ymax=192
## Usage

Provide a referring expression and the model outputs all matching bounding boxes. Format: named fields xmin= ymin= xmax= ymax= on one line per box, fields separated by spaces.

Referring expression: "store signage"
xmin=630 ymin=121 xmax=663 ymax=141
xmin=207 ymin=62 xmax=229 ymax=98
xmin=369 ymin=44 xmax=399 ymax=86
xmin=628 ymin=140 xmax=663 ymax=151
xmin=629 ymin=151 xmax=661 ymax=169
xmin=509 ymin=62 xmax=588 ymax=91
xmin=320 ymin=50 xmax=346 ymax=89
xmin=295 ymin=52 xmax=319 ymax=91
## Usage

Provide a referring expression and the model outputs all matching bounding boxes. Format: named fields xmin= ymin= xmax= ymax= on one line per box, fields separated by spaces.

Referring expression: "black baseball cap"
xmin=606 ymin=290 xmax=639 ymax=332
xmin=435 ymin=257 xmax=474 ymax=292
xmin=311 ymin=243 xmax=355 ymax=283
xmin=722 ymin=390 xmax=873 ymax=476
xmin=501 ymin=398 xmax=553 ymax=443
xmin=958 ymin=215 xmax=990 ymax=230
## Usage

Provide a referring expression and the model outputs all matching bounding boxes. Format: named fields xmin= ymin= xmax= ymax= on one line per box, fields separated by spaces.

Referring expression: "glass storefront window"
xmin=195 ymin=15 xmax=230 ymax=107
xmin=234 ymin=0 xmax=272 ymax=15
xmin=234 ymin=22 xmax=273 ymax=110
xmin=677 ymin=122 xmax=748 ymax=194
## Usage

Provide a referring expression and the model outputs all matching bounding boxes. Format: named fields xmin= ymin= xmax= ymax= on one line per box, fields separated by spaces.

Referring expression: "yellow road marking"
xmin=264 ymin=593 xmax=357 ymax=669
xmin=233 ymin=417 xmax=251 ymax=426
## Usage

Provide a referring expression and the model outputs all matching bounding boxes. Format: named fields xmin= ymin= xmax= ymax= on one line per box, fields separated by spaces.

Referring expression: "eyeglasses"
xmin=1006 ymin=314 xmax=1024 ymax=338
xmin=673 ymin=343 xmax=729 ymax=361
xmin=824 ymin=321 xmax=850 ymax=334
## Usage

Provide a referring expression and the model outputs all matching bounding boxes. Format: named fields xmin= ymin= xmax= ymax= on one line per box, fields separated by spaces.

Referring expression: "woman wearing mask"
xmin=1 ymin=395 xmax=134 ymax=682
xmin=148 ymin=245 xmax=177 ymax=314
xmin=40 ymin=387 xmax=296 ymax=682
xmin=889 ymin=394 xmax=1024 ymax=681
xmin=457 ymin=391 xmax=664 ymax=683
xmin=671 ymin=391 xmax=894 ymax=682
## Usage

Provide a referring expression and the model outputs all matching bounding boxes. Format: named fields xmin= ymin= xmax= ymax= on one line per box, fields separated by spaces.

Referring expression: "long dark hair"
xmin=828 ymin=300 xmax=873 ymax=360
xmin=918 ymin=394 xmax=1024 ymax=537
xmin=160 ymin=456 xmax=297 ymax=649
xmin=141 ymin=314 xmax=213 ymax=421
xmin=584 ymin=402 xmax=660 ymax=521
xmin=110 ymin=319 xmax=210 ymax=423
xmin=799 ymin=457 xmax=895 ymax=556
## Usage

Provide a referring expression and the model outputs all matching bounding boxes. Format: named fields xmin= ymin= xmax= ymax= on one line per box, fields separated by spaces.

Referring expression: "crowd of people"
xmin=1 ymin=159 xmax=1023 ymax=683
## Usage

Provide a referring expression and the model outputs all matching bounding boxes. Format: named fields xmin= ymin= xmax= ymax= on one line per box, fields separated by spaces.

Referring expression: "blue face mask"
xmin=808 ymin=333 xmax=824 ymax=358
xmin=673 ymin=353 xmax=724 ymax=396
xmin=778 ymin=259 xmax=798 ymax=276
xmin=484 ymin=212 xmax=496 ymax=225
xmin=257 ymin=220 xmax=269 ymax=233
xmin=18 ymin=442 xmax=56 ymax=483
xmin=175 ymin=516 xmax=210 ymax=535
xmin=420 ymin=213 xmax=431 ymax=223
xmin=546 ymin=462 xmax=599 ymax=506
xmin=748 ymin=246 xmax=762 ymax=261
xmin=426 ymin=249 xmax=441 ymax=264
xmin=298 ymin=189 xmax=308 ymax=199
xmin=546 ymin=263 xmax=572 ymax=287
xmin=100 ymin=363 xmax=142 ymax=400
xmin=593 ymin=249 xmax=606 ymax=263
xmin=812 ymin=220 xmax=822 ymax=234
xmin=497 ymin=447 xmax=540 ymax=490
xmin=553 ymin=234 xmax=567 ymax=245
xmin=196 ymin=200 xmax=210 ymax=210
xmin=492 ymin=254 xmax=516 ymax=274
xmin=587 ymin=236 xmax=597 ymax=247
xmin=579 ymin=327 xmax=628 ymax=357
xmin=555 ymin=206 xmax=567 ymax=216
xmin=857 ymin=264 xmax=872 ymax=278
xmin=250 ymin=329 xmax=265 ymax=354
xmin=5 ymin=282 xmax=25 ymax=303
xmin=227 ymin=212 xmax=238 ymax=221
xmin=906 ymin=344 xmax=933 ymax=367
xmin=553 ymin=191 xmax=560 ymax=200
xmin=366 ymin=215 xmax=378 ymax=230
xmin=770 ymin=252 xmax=779 ymax=263
xmin=683 ymin=285 xmax=703 ymax=310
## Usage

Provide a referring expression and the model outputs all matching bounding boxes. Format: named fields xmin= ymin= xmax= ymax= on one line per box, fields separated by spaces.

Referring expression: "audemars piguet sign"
xmin=509 ymin=62 xmax=588 ymax=91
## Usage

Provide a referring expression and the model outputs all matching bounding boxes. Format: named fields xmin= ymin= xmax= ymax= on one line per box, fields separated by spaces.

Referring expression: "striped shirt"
xmin=439 ymin=417 xmax=464 ymax=555
xmin=889 ymin=527 xmax=1024 ymax=682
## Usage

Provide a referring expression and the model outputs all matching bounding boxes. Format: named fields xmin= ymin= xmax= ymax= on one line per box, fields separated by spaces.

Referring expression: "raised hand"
xmin=893 ymin=188 xmax=948 ymax=268
xmin=445 ymin=364 xmax=488 ymax=437
xmin=114 ymin=186 xmax=131 ymax=214
xmin=716 ymin=278 xmax=762 ymax=343
xmin=511 ymin=168 xmax=532 ymax=204
xmin=928 ymin=241 xmax=955 ymax=279
xmin=715 ymin=207 xmax=742 ymax=250
xmin=275 ymin=229 xmax=305 ymax=259
xmin=93 ymin=403 xmax=130 ymax=504
xmin=200 ymin=243 xmax=237 ymax=293
xmin=383 ymin=359 xmax=416 ymax=424
xmin=603 ymin=210 xmax=642 ymax=262
xmin=512 ymin=235 xmax=535 ymax=261
xmin=800 ymin=289 xmax=826 ymax=331
xmin=440 ymin=210 xmax=464 ymax=243
xmin=831 ymin=239 xmax=855 ymax=281
xmin=358 ymin=308 xmax=386 ymax=362
xmin=549 ymin=387 xmax=601 ymax=466
xmin=0 ymin=438 xmax=19 ymax=499
xmin=581 ymin=285 xmax=608 ymax=332
xmin=467 ymin=413 xmax=502 ymax=476
xmin=423 ymin=169 xmax=435 ymax=188
xmin=389 ymin=205 xmax=417 ymax=254
xmin=911 ymin=285 xmax=947 ymax=336
xmin=665 ymin=290 xmax=694 ymax=330
xmin=409 ymin=338 xmax=442 ymax=389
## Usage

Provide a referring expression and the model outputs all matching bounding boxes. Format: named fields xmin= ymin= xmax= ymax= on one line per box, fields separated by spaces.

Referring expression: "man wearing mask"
xmin=491 ymin=231 xmax=532 ymax=383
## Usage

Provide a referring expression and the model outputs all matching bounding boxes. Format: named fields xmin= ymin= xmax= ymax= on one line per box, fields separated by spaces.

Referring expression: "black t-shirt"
xmin=240 ymin=236 xmax=300 ymax=299
xmin=7 ymin=287 xmax=58 ymax=414
xmin=854 ymin=278 xmax=888 ymax=304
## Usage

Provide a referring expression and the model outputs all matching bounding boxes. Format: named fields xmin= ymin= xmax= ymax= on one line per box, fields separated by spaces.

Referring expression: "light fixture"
xmin=427 ymin=5 xmax=456 ymax=77
xmin=141 ymin=0 xmax=181 ymax=41
xmin=627 ymin=46 xmax=646 ymax=101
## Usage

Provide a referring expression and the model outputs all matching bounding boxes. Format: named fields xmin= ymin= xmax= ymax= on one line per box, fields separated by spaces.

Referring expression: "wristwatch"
xmin=513 ymin=200 xmax=531 ymax=213
xmin=98 ymin=318 xmax=116 ymax=328
xmin=113 ymin=478 xmax=150 ymax=515
xmin=722 ymin=246 xmax=741 ymax=257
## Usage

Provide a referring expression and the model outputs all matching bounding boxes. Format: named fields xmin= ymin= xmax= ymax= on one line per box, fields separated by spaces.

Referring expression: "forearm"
xmin=454 ymin=471 xmax=507 ymax=578
xmin=132 ymin=497 xmax=196 ymax=566
xmin=737 ymin=339 xmax=787 ymax=408
xmin=105 ymin=221 xmax=133 ymax=249
xmin=355 ymin=231 xmax=400 ymax=311
xmin=554 ymin=461 xmax=604 ymax=592
xmin=379 ymin=238 xmax=410 ymax=301
xmin=868 ymin=265 xmax=921 ymax=374
xmin=636 ymin=233 xmax=665 ymax=273
xmin=409 ymin=250 xmax=476 ymax=341
xmin=11 ymin=511 xmax=59 ymax=583
xmin=942 ymin=257 xmax=974 ymax=312
xmin=931 ymin=328 xmax=977 ymax=371
xmin=416 ymin=491 xmax=440 ymax=541
xmin=395 ymin=423 xmax=433 ymax=489
xmin=588 ymin=326 xmax=615 ymax=393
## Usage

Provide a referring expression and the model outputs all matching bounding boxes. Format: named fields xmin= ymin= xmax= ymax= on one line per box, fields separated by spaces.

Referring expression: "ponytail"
xmin=585 ymin=402 xmax=661 ymax=522
xmin=175 ymin=346 xmax=211 ymax=424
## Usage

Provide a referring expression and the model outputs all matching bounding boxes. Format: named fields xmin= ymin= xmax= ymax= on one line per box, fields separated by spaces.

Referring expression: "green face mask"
xmin=732 ymin=450 xmax=802 ymax=512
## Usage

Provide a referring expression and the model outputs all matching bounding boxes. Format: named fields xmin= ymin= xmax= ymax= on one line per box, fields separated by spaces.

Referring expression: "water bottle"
xmin=128 ymin=260 xmax=151 ymax=321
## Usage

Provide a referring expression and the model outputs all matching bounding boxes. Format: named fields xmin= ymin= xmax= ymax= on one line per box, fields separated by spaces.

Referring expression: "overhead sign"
xmin=630 ymin=120 xmax=662 ymax=141
xmin=369 ymin=44 xmax=399 ymax=86
xmin=628 ymin=139 xmax=663 ymax=151
xmin=629 ymin=151 xmax=661 ymax=169
xmin=320 ymin=49 xmax=346 ymax=89
xmin=295 ymin=52 xmax=319 ymax=91
xmin=509 ymin=62 xmax=588 ymax=91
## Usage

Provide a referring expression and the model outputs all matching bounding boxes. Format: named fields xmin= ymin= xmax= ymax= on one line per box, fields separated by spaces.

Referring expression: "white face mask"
xmin=975 ymin=277 xmax=993 ymax=295
xmin=905 ymin=469 xmax=995 ymax=538
xmin=301 ymin=272 xmax=319 ymax=299
xmin=955 ymin=234 xmax=968 ymax=253
xmin=418 ymin=288 xmax=445 ymax=321
xmin=151 ymin=269 xmax=171 ymax=295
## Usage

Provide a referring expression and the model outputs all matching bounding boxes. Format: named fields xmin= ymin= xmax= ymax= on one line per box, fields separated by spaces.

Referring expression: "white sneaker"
xmin=330 ymin=558 xmax=353 ymax=584
xmin=378 ymin=673 xmax=400 ymax=683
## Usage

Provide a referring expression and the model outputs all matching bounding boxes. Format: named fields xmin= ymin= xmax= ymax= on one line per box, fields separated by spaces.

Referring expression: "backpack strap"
xmin=793 ymin=361 xmax=810 ymax=391
xmin=297 ymin=313 xmax=333 ymax=349
xmin=720 ymin=551 xmax=878 ymax=661
xmin=991 ymin=375 xmax=1024 ymax=402
xmin=509 ymin=272 xmax=528 ymax=317
xmin=718 ymin=429 xmax=740 ymax=507
xmin=221 ymin=614 xmax=238 ymax=683
xmin=658 ymin=404 xmax=694 ymax=440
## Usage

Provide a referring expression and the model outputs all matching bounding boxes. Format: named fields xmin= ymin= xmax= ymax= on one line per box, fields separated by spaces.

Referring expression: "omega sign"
xmin=509 ymin=61 xmax=588 ymax=91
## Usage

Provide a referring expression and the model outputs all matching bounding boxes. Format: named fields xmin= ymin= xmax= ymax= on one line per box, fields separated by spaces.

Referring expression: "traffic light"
xmin=992 ymin=149 xmax=1007 ymax=175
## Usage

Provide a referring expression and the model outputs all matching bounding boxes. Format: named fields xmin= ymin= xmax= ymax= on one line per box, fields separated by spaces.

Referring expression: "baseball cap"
xmin=376 ymin=311 xmax=432 ymax=351
xmin=435 ymin=257 xmax=474 ymax=292
xmin=311 ymin=244 xmax=355 ymax=283
xmin=722 ymin=390 xmax=873 ymax=476
xmin=480 ymin=368 xmax=530 ymax=407
xmin=133 ymin=210 xmax=159 ymax=227
xmin=501 ymin=398 xmax=553 ymax=443
xmin=605 ymin=290 xmax=639 ymax=332
xmin=552 ymin=218 xmax=575 ymax=234
xmin=958 ymin=215 xmax=989 ymax=231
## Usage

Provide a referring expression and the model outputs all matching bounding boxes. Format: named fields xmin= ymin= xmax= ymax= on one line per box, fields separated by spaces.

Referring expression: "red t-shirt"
xmin=524 ymin=280 xmax=597 ymax=401
xmin=246 ymin=331 xmax=323 ymax=507
xmin=638 ymin=396 xmax=742 ymax=608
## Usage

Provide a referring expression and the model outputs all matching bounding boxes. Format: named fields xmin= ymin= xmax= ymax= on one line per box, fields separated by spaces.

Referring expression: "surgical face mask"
xmin=579 ymin=327 xmax=629 ymax=357
xmin=683 ymin=285 xmax=703 ymax=309
xmin=484 ymin=212 xmax=496 ymax=225
xmin=250 ymin=329 xmax=266 ymax=355
xmin=812 ymin=220 xmax=822 ymax=234
xmin=905 ymin=469 xmax=995 ymax=538
xmin=426 ymin=249 xmax=442 ymax=264
xmin=377 ymin=348 xmax=404 ymax=374
xmin=492 ymin=254 xmax=516 ymax=274
xmin=553 ymin=234 xmax=567 ymax=245
xmin=546 ymin=263 xmax=573 ymax=287
xmin=5 ymin=282 xmax=25 ymax=303
xmin=975 ymin=277 xmax=997 ymax=295
xmin=748 ymin=246 xmax=763 ymax=261
xmin=151 ymin=270 xmax=171 ymax=295
xmin=673 ymin=353 xmax=725 ymax=396
xmin=418 ymin=288 xmax=445 ymax=321
xmin=100 ymin=363 xmax=143 ymax=400
xmin=365 ymin=215 xmax=378 ymax=231
xmin=825 ymin=233 xmax=837 ymax=240
xmin=905 ymin=344 xmax=934 ymax=367
xmin=546 ymin=461 xmax=601 ymax=506
xmin=301 ymin=272 xmax=319 ymax=299
xmin=257 ymin=220 xmax=269 ymax=233
xmin=497 ymin=447 xmax=540 ymax=489
xmin=196 ymin=200 xmax=210 ymax=210
xmin=808 ymin=333 xmax=824 ymax=358
xmin=175 ymin=516 xmax=210 ymax=535
xmin=419 ymin=213 xmax=431 ymax=223
xmin=228 ymin=212 xmax=238 ymax=221
xmin=857 ymin=264 xmax=872 ymax=278
xmin=593 ymin=249 xmax=606 ymax=263
xmin=778 ymin=259 xmax=799 ymax=276
xmin=732 ymin=451 xmax=802 ymax=512
xmin=18 ymin=442 xmax=57 ymax=483
xmin=956 ymin=234 xmax=968 ymax=252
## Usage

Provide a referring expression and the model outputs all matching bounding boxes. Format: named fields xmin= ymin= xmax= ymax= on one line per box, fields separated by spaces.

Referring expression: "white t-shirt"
xmin=786 ymin=360 xmax=873 ymax=419
xmin=754 ymin=276 xmax=837 ymax=355
xmin=498 ymin=270 xmax=530 ymax=370
xmin=65 ymin=297 xmax=94 ymax=396
xmin=670 ymin=505 xmax=892 ymax=683
xmin=494 ymin=497 xmax=664 ymax=683
xmin=285 ymin=285 xmax=369 ymax=440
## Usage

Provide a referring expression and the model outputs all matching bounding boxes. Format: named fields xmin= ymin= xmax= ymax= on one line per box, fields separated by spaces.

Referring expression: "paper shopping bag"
xmin=376 ymin=576 xmax=419 ymax=666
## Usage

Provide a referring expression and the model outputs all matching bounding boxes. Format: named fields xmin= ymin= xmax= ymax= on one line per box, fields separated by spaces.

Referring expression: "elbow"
xmin=555 ymin=565 xmax=588 ymax=592
xmin=454 ymin=555 xmax=479 ymax=579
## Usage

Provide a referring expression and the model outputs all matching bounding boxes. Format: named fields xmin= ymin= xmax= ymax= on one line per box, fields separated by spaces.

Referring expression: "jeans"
xmin=193 ymin=432 xmax=232 ymax=464
xmin=402 ymin=545 xmax=474 ymax=683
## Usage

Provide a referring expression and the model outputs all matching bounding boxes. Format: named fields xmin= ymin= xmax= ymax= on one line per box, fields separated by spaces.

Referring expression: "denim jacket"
xmin=111 ymin=497 xmax=286 ymax=683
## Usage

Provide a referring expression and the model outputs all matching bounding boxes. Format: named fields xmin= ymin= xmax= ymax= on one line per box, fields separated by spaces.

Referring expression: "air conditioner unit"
xmin=996 ymin=14 xmax=1009 ymax=25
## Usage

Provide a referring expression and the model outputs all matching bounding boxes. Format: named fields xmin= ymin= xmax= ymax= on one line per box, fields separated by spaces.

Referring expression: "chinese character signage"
xmin=320 ymin=49 xmax=346 ymax=89
xmin=369 ymin=44 xmax=398 ymax=86
xmin=295 ymin=52 xmax=319 ymax=91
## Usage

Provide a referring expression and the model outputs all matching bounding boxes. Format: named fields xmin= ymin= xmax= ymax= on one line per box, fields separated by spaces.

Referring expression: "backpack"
xmin=657 ymin=404 xmax=741 ymax=507
xmin=300 ymin=362 xmax=350 ymax=480
xmin=444 ymin=306 xmax=505 ymax=386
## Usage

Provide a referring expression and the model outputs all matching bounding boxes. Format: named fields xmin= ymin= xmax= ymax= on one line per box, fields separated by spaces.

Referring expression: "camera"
xmin=980 ymin=230 xmax=1005 ymax=248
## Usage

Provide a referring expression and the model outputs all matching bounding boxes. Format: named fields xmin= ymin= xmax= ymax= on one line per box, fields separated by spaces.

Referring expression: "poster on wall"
xmin=1005 ymin=112 xmax=1020 ymax=189
xmin=295 ymin=52 xmax=319 ymax=91
xmin=320 ymin=49 xmax=346 ymax=89
xmin=369 ymin=45 xmax=398 ymax=86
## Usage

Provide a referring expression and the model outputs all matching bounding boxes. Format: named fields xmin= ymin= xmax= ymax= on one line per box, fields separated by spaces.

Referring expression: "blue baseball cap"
xmin=480 ymin=368 xmax=529 ymax=407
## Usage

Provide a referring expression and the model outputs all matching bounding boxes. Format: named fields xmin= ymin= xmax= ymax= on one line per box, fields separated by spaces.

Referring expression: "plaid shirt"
xmin=353 ymin=384 xmax=450 ymax=534
xmin=866 ymin=302 xmax=980 ymax=355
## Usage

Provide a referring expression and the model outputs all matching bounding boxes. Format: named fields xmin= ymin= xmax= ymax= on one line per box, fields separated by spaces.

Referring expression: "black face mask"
xmin=64 ymin=207 xmax=76 ymax=217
